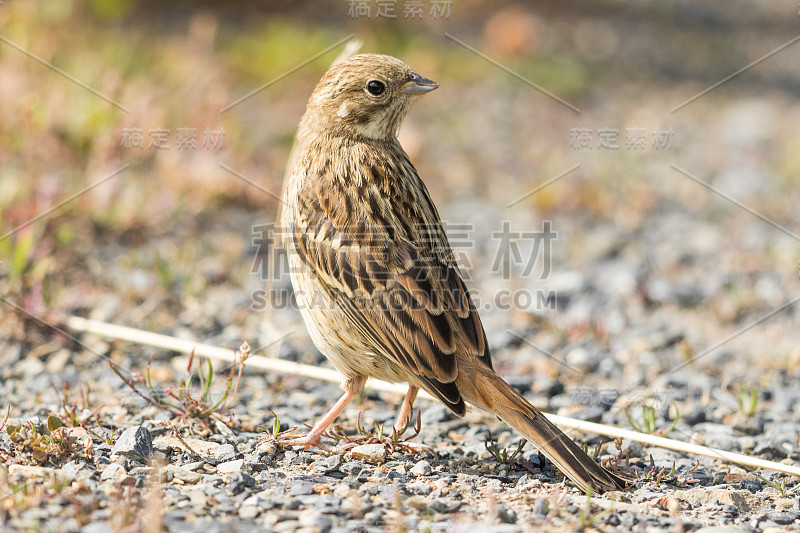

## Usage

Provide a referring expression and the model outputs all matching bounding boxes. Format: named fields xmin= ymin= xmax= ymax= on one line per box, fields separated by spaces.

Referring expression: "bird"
xmin=279 ymin=53 xmax=627 ymax=493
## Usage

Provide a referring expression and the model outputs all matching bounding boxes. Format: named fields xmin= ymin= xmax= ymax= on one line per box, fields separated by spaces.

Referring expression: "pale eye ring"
xmin=366 ymin=80 xmax=385 ymax=96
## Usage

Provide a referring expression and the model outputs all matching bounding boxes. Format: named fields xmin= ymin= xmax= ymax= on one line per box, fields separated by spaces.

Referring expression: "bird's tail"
xmin=468 ymin=368 xmax=628 ymax=493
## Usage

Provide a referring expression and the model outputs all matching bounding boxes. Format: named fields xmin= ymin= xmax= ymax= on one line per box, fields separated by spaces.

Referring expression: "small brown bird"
xmin=280 ymin=53 xmax=626 ymax=493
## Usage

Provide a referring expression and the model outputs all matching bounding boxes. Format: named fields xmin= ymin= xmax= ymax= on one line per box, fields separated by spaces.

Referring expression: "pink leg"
xmin=283 ymin=376 xmax=366 ymax=450
xmin=393 ymin=385 xmax=419 ymax=433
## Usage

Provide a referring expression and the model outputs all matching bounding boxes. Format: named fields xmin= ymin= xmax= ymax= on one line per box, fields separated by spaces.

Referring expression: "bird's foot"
xmin=392 ymin=440 xmax=431 ymax=454
xmin=277 ymin=433 xmax=338 ymax=454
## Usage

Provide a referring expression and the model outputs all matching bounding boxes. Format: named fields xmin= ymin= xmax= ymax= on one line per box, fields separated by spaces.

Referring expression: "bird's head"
xmin=303 ymin=53 xmax=438 ymax=141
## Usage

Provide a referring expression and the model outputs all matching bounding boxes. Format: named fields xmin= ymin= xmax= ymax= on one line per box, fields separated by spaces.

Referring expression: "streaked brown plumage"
xmin=280 ymin=53 xmax=627 ymax=493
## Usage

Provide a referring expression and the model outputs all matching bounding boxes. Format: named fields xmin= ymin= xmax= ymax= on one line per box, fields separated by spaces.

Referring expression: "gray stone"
xmin=81 ymin=522 xmax=111 ymax=533
xmin=289 ymin=481 xmax=315 ymax=496
xmin=61 ymin=460 xmax=91 ymax=480
xmin=620 ymin=438 xmax=643 ymax=458
xmin=283 ymin=450 xmax=298 ymax=466
xmin=166 ymin=465 xmax=202 ymax=484
xmin=364 ymin=509 xmax=382 ymax=525
xmin=285 ymin=497 xmax=303 ymax=510
xmin=565 ymin=347 xmax=599 ymax=371
xmin=349 ymin=443 xmax=387 ymax=464
xmin=533 ymin=498 xmax=549 ymax=516
xmin=228 ymin=471 xmax=255 ymax=495
xmin=429 ymin=498 xmax=460 ymax=513
xmin=407 ymin=481 xmax=431 ymax=495
xmin=680 ymin=488 xmax=766 ymax=513
xmin=274 ymin=521 xmax=301 ymax=533
xmin=238 ymin=504 xmax=260 ymax=519
xmin=765 ymin=510 xmax=798 ymax=525
xmin=182 ymin=461 xmax=204 ymax=472
xmin=152 ymin=439 xmax=170 ymax=455
xmin=217 ymin=459 xmax=244 ymax=474
xmin=242 ymin=493 xmax=265 ymax=507
xmin=410 ymin=460 xmax=432 ymax=476
xmin=112 ymin=426 xmax=153 ymax=462
xmin=497 ymin=505 xmax=516 ymax=523
xmin=702 ymin=433 xmax=741 ymax=452
xmin=246 ymin=452 xmax=270 ymax=473
xmin=339 ymin=460 xmax=366 ymax=476
xmin=632 ymin=486 xmax=665 ymax=502
xmin=313 ymin=454 xmax=342 ymax=474
xmin=94 ymin=444 xmax=113 ymax=456
xmin=215 ymin=443 xmax=236 ymax=460
xmin=129 ymin=466 xmax=155 ymax=477
xmin=753 ymin=438 xmax=788 ymax=458
xmin=567 ymin=405 xmax=605 ymax=422
xmin=299 ymin=509 xmax=333 ymax=529
xmin=100 ymin=462 xmax=125 ymax=481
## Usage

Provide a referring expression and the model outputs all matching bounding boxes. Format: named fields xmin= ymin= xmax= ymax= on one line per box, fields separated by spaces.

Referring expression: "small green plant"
xmin=0 ymin=211 xmax=54 ymax=309
xmin=5 ymin=416 xmax=92 ymax=464
xmin=483 ymin=431 xmax=544 ymax=474
xmin=0 ymin=212 xmax=35 ymax=289
xmin=263 ymin=411 xmax=297 ymax=439
xmin=84 ymin=425 xmax=117 ymax=446
xmin=601 ymin=444 xmax=700 ymax=487
xmin=625 ymin=404 xmax=656 ymax=434
xmin=736 ymin=386 xmax=759 ymax=417
xmin=580 ymin=441 xmax=602 ymax=459
xmin=485 ymin=430 xmax=526 ymax=464
xmin=624 ymin=402 xmax=680 ymax=437
xmin=638 ymin=456 xmax=676 ymax=485
xmin=110 ymin=342 xmax=250 ymax=427
xmin=757 ymin=474 xmax=800 ymax=497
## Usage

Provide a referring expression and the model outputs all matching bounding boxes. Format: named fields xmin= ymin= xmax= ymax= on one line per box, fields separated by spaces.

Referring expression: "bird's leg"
xmin=390 ymin=385 xmax=430 ymax=453
xmin=281 ymin=376 xmax=366 ymax=452
xmin=393 ymin=385 xmax=419 ymax=434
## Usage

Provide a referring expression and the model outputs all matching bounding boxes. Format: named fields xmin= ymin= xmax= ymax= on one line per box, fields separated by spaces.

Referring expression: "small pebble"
xmin=620 ymin=438 xmax=643 ymax=458
xmin=313 ymin=454 xmax=342 ymax=474
xmin=289 ymin=481 xmax=316 ymax=496
xmin=215 ymin=443 xmax=236 ymax=460
xmin=409 ymin=460 xmax=432 ymax=476
xmin=166 ymin=465 xmax=202 ymax=484
xmin=349 ymin=444 xmax=387 ymax=464
xmin=217 ymin=459 xmax=244 ymax=474
xmin=497 ymin=505 xmax=516 ymax=524
xmin=299 ymin=509 xmax=333 ymax=529
xmin=112 ymin=426 xmax=153 ymax=462
xmin=238 ymin=505 xmax=260 ymax=519
xmin=533 ymin=498 xmax=549 ymax=516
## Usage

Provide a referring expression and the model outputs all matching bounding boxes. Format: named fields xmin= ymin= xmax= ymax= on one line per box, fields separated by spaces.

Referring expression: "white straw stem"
xmin=66 ymin=316 xmax=800 ymax=478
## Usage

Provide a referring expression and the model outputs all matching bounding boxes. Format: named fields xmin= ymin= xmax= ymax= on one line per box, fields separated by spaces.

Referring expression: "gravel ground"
xmin=2 ymin=200 xmax=800 ymax=532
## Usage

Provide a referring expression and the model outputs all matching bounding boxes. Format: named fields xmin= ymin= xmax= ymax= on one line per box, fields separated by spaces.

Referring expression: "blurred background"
xmin=1 ymin=1 xmax=799 ymax=414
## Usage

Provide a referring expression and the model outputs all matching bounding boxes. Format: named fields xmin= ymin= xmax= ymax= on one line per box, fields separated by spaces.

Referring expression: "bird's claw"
xmin=277 ymin=434 xmax=339 ymax=454
xmin=394 ymin=441 xmax=431 ymax=454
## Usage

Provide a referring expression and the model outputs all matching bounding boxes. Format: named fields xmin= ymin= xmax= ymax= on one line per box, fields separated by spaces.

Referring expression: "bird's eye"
xmin=366 ymin=80 xmax=385 ymax=96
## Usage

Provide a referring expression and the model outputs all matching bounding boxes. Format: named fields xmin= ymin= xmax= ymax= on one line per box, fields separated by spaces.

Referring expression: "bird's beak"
xmin=402 ymin=71 xmax=439 ymax=94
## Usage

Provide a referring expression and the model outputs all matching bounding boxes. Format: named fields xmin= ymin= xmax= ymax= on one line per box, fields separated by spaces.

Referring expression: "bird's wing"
xmin=289 ymin=168 xmax=491 ymax=415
